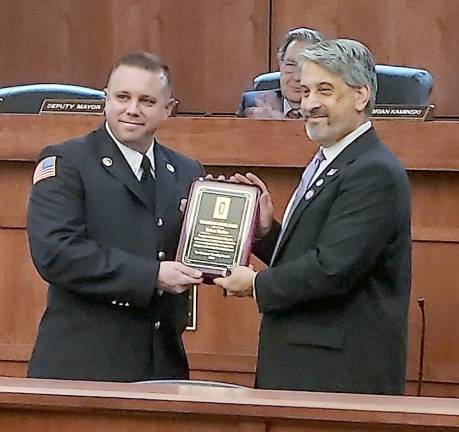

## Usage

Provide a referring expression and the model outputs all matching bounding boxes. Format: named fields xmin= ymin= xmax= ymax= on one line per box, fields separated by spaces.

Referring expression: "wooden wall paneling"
xmin=412 ymin=242 xmax=459 ymax=382
xmin=190 ymin=370 xmax=255 ymax=387
xmin=0 ymin=162 xmax=32 ymax=228
xmin=3 ymin=116 xmax=459 ymax=172
xmin=405 ymin=381 xmax=459 ymax=398
xmin=0 ymin=229 xmax=46 ymax=365
xmin=0 ymin=0 xmax=270 ymax=114
xmin=410 ymin=171 xmax=459 ymax=242
xmin=406 ymin=171 xmax=459 ymax=393
xmin=0 ymin=362 xmax=26 ymax=378
xmin=0 ymin=0 xmax=114 ymax=89
xmin=150 ymin=0 xmax=270 ymax=114
xmin=271 ymin=0 xmax=459 ymax=117
xmin=183 ymin=280 xmax=260 ymax=377
xmin=0 ymin=162 xmax=47 ymax=377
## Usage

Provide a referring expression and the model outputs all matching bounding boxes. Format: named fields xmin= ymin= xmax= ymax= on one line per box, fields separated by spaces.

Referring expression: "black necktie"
xmin=140 ymin=155 xmax=156 ymax=207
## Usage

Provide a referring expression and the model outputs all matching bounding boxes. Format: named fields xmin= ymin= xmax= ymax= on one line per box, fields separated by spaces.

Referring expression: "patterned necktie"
xmin=140 ymin=155 xmax=156 ymax=206
xmin=270 ymin=149 xmax=325 ymax=265
xmin=286 ymin=109 xmax=302 ymax=119
xmin=288 ymin=149 xmax=325 ymax=217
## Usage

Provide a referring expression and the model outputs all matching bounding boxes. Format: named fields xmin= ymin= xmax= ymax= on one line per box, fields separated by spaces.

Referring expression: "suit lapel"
xmin=154 ymin=141 xmax=178 ymax=218
xmin=275 ymin=165 xmax=341 ymax=259
xmin=95 ymin=127 xmax=156 ymax=213
xmin=273 ymin=128 xmax=379 ymax=263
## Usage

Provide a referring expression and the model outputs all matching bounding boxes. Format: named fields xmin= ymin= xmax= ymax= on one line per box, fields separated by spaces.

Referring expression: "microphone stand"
xmin=417 ymin=297 xmax=426 ymax=396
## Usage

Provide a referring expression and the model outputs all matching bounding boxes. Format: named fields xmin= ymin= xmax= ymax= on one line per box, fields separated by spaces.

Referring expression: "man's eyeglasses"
xmin=280 ymin=60 xmax=299 ymax=73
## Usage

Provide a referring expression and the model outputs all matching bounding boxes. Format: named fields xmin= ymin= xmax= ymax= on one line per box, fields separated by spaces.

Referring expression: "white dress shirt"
xmin=105 ymin=122 xmax=155 ymax=180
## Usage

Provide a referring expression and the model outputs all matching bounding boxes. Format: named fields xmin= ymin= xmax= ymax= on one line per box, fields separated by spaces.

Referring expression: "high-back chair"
xmin=0 ymin=83 xmax=105 ymax=114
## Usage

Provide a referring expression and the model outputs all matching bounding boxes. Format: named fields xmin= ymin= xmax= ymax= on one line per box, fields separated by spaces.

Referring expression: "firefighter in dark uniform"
xmin=27 ymin=52 xmax=204 ymax=382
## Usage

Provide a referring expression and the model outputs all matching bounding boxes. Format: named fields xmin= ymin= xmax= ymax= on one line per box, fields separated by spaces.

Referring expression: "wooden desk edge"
xmin=0 ymin=377 xmax=458 ymax=427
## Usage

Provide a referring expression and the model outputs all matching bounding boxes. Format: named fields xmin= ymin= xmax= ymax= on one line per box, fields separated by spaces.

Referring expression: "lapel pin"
xmin=102 ymin=157 xmax=113 ymax=167
xmin=316 ymin=178 xmax=324 ymax=187
xmin=326 ymin=168 xmax=338 ymax=176
xmin=305 ymin=190 xmax=315 ymax=200
xmin=166 ymin=163 xmax=175 ymax=173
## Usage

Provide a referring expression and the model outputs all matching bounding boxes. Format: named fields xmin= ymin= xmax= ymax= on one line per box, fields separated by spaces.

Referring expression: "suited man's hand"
xmin=230 ymin=173 xmax=274 ymax=238
xmin=214 ymin=266 xmax=255 ymax=297
xmin=158 ymin=262 xmax=203 ymax=294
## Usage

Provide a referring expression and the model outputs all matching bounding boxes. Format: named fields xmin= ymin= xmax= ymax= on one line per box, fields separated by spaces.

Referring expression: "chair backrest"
xmin=251 ymin=65 xmax=433 ymax=105
xmin=0 ymin=83 xmax=105 ymax=114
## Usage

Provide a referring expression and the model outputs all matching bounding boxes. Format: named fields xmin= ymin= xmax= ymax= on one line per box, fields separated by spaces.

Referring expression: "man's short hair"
xmin=277 ymin=28 xmax=325 ymax=61
xmin=299 ymin=39 xmax=377 ymax=116
xmin=108 ymin=51 xmax=171 ymax=92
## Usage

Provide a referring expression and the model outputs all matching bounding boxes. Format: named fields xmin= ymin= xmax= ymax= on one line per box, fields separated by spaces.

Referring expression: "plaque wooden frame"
xmin=177 ymin=178 xmax=260 ymax=283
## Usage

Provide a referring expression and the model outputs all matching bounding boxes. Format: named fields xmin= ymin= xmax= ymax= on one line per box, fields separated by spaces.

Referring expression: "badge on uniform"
xmin=33 ymin=156 xmax=57 ymax=185
xmin=305 ymin=190 xmax=315 ymax=200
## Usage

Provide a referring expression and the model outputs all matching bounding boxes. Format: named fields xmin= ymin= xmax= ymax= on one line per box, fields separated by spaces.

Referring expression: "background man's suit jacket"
xmin=27 ymin=127 xmax=204 ymax=382
xmin=253 ymin=128 xmax=411 ymax=394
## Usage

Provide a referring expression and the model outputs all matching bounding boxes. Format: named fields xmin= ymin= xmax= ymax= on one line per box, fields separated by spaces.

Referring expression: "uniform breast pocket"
xmin=287 ymin=323 xmax=345 ymax=350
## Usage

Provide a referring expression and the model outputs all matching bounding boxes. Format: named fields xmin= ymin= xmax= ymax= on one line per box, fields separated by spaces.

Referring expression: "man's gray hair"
xmin=278 ymin=28 xmax=325 ymax=61
xmin=299 ymin=39 xmax=377 ymax=116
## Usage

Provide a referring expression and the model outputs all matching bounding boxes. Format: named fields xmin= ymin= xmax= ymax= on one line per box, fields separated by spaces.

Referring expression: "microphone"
xmin=416 ymin=297 xmax=426 ymax=396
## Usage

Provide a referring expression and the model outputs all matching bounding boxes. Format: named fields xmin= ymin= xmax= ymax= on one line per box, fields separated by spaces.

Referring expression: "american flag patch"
xmin=33 ymin=156 xmax=57 ymax=185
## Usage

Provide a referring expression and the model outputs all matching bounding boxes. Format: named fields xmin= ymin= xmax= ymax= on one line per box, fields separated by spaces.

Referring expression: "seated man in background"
xmin=237 ymin=27 xmax=325 ymax=119
xmin=27 ymin=52 xmax=204 ymax=382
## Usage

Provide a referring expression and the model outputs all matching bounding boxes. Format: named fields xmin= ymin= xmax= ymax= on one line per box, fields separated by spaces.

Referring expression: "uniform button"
xmin=157 ymin=218 xmax=163 ymax=227
xmin=154 ymin=321 xmax=161 ymax=330
xmin=157 ymin=289 xmax=164 ymax=296
xmin=158 ymin=251 xmax=166 ymax=260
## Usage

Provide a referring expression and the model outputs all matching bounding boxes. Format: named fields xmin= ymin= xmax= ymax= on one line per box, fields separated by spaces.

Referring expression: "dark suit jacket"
xmin=27 ymin=126 xmax=204 ymax=382
xmin=253 ymin=128 xmax=411 ymax=394
xmin=236 ymin=89 xmax=283 ymax=117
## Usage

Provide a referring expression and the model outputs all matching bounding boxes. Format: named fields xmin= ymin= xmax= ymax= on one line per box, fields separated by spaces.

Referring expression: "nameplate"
xmin=371 ymin=104 xmax=434 ymax=121
xmin=40 ymin=99 xmax=105 ymax=115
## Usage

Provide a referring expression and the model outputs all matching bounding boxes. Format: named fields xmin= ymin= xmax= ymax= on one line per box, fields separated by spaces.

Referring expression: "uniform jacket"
xmin=253 ymin=128 xmax=411 ymax=394
xmin=27 ymin=126 xmax=204 ymax=382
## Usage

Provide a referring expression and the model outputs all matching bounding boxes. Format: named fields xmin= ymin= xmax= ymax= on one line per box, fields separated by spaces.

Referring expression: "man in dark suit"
xmin=27 ymin=52 xmax=204 ymax=382
xmin=216 ymin=39 xmax=411 ymax=394
xmin=237 ymin=27 xmax=324 ymax=119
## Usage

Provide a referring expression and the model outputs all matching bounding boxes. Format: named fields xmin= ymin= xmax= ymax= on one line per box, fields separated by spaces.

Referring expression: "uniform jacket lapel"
xmin=274 ymin=128 xmax=378 ymax=263
xmin=95 ymin=127 xmax=156 ymax=213
xmin=154 ymin=141 xmax=178 ymax=218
